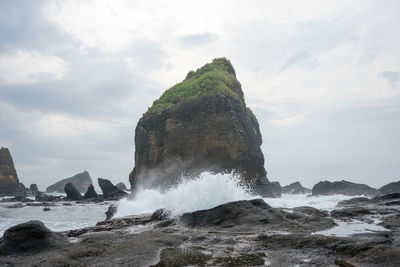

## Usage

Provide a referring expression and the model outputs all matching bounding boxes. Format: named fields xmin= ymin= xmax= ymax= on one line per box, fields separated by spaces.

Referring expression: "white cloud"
xmin=0 ymin=50 xmax=68 ymax=84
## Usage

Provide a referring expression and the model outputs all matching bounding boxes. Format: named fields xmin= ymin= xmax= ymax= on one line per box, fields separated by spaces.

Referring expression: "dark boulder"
xmin=116 ymin=182 xmax=127 ymax=191
xmin=129 ymin=58 xmax=280 ymax=197
xmin=0 ymin=147 xmax=23 ymax=196
xmin=98 ymin=178 xmax=127 ymax=198
xmin=282 ymin=181 xmax=311 ymax=194
xmin=180 ymin=199 xmax=335 ymax=232
xmin=64 ymin=182 xmax=82 ymax=200
xmin=379 ymin=181 xmax=400 ymax=195
xmin=46 ymin=171 xmax=92 ymax=193
xmin=312 ymin=180 xmax=377 ymax=196
xmin=0 ymin=220 xmax=67 ymax=255
xmin=84 ymin=184 xmax=98 ymax=199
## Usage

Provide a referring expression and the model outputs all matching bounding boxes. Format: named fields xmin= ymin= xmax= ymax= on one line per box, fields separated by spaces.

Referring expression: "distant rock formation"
xmin=46 ymin=171 xmax=92 ymax=193
xmin=312 ymin=180 xmax=377 ymax=196
xmin=0 ymin=147 xmax=23 ymax=196
xmin=84 ymin=184 xmax=98 ymax=199
xmin=64 ymin=182 xmax=82 ymax=200
xmin=98 ymin=178 xmax=127 ymax=199
xmin=281 ymin=182 xmax=311 ymax=194
xmin=30 ymin=184 xmax=39 ymax=194
xmin=116 ymin=182 xmax=127 ymax=191
xmin=129 ymin=58 xmax=280 ymax=197
xmin=379 ymin=181 xmax=400 ymax=195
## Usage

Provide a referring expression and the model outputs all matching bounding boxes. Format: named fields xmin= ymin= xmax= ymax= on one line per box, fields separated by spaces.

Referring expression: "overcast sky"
xmin=0 ymin=0 xmax=399 ymax=190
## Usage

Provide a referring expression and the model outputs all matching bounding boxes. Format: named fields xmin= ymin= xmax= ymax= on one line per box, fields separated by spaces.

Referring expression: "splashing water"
xmin=115 ymin=172 xmax=253 ymax=217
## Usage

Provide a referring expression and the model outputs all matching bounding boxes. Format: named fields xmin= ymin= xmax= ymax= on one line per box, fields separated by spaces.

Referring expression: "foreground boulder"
xmin=46 ymin=171 xmax=92 ymax=193
xmin=64 ymin=182 xmax=82 ymax=200
xmin=0 ymin=147 xmax=23 ymax=196
xmin=379 ymin=181 xmax=400 ymax=195
xmin=129 ymin=58 xmax=280 ymax=197
xmin=312 ymin=180 xmax=377 ymax=196
xmin=98 ymin=178 xmax=127 ymax=199
xmin=282 ymin=181 xmax=311 ymax=194
xmin=84 ymin=184 xmax=98 ymax=199
xmin=0 ymin=220 xmax=67 ymax=255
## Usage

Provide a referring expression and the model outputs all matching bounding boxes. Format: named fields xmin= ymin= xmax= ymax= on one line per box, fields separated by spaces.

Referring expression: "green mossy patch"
xmin=147 ymin=58 xmax=243 ymax=113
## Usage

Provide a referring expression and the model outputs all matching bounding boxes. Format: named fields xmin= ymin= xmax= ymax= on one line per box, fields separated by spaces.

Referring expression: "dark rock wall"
xmin=0 ymin=147 xmax=20 ymax=196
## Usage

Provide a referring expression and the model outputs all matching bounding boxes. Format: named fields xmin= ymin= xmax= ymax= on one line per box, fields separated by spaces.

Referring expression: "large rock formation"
xmin=312 ymin=180 xmax=377 ymax=196
xmin=129 ymin=58 xmax=280 ymax=197
xmin=282 ymin=181 xmax=311 ymax=194
xmin=46 ymin=171 xmax=92 ymax=194
xmin=84 ymin=184 xmax=98 ymax=199
xmin=98 ymin=178 xmax=127 ymax=199
xmin=0 ymin=147 xmax=22 ymax=196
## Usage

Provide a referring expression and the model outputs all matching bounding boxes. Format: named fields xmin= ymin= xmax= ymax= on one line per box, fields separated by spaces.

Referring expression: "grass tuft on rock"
xmin=147 ymin=58 xmax=243 ymax=113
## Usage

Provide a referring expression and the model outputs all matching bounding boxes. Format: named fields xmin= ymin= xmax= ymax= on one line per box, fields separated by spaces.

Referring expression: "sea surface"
xmin=0 ymin=172 xmax=387 ymax=237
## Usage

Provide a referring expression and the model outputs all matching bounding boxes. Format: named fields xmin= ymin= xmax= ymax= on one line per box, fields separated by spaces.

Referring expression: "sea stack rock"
xmin=46 ymin=171 xmax=92 ymax=193
xmin=129 ymin=58 xmax=280 ymax=197
xmin=84 ymin=184 xmax=98 ymax=199
xmin=98 ymin=178 xmax=127 ymax=199
xmin=64 ymin=182 xmax=82 ymax=200
xmin=0 ymin=147 xmax=21 ymax=196
xmin=116 ymin=182 xmax=127 ymax=191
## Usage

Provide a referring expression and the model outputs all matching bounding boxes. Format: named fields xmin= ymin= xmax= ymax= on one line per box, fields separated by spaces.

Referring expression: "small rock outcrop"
xmin=281 ymin=181 xmax=311 ymax=194
xmin=0 ymin=147 xmax=22 ymax=196
xmin=64 ymin=182 xmax=82 ymax=200
xmin=98 ymin=178 xmax=127 ymax=198
xmin=312 ymin=180 xmax=377 ymax=196
xmin=46 ymin=171 xmax=92 ymax=193
xmin=379 ymin=181 xmax=400 ymax=195
xmin=84 ymin=184 xmax=98 ymax=199
xmin=116 ymin=182 xmax=127 ymax=191
xmin=0 ymin=220 xmax=67 ymax=255
xmin=129 ymin=58 xmax=280 ymax=197
xmin=29 ymin=184 xmax=39 ymax=194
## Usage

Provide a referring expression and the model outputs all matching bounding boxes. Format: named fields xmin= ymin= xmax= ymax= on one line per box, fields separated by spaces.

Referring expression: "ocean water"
xmin=0 ymin=172 xmax=384 ymax=237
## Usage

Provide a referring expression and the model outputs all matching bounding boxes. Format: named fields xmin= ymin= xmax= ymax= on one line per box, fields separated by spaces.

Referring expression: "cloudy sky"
xmin=0 ymin=0 xmax=399 ymax=190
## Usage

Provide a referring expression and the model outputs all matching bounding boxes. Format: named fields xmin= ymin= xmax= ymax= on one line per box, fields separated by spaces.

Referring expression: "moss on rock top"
xmin=147 ymin=58 xmax=244 ymax=113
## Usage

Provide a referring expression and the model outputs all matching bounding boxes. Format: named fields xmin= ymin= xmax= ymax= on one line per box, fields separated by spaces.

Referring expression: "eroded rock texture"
xmin=129 ymin=58 xmax=280 ymax=197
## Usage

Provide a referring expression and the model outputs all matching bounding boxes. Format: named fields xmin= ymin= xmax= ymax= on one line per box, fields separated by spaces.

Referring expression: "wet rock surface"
xmin=2 ymin=195 xmax=399 ymax=266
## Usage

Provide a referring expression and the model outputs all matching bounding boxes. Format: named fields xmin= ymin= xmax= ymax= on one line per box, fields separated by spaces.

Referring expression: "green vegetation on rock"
xmin=148 ymin=58 xmax=243 ymax=113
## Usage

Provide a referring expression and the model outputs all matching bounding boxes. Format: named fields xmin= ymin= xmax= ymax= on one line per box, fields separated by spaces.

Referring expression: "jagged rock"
xmin=43 ymin=207 xmax=51 ymax=212
xmin=105 ymin=205 xmax=117 ymax=221
xmin=312 ymin=180 xmax=377 ymax=196
xmin=0 ymin=220 xmax=67 ymax=255
xmin=98 ymin=178 xmax=127 ymax=198
xmin=46 ymin=171 xmax=92 ymax=193
xmin=64 ymin=182 xmax=82 ymax=200
xmin=116 ymin=182 xmax=127 ymax=191
xmin=379 ymin=181 xmax=400 ymax=195
xmin=282 ymin=181 xmax=311 ymax=194
xmin=129 ymin=58 xmax=280 ymax=197
xmin=84 ymin=184 xmax=98 ymax=199
xmin=0 ymin=147 xmax=22 ymax=196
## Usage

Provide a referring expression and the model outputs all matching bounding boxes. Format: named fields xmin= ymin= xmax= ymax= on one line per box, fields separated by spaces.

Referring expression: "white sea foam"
xmin=115 ymin=172 xmax=356 ymax=218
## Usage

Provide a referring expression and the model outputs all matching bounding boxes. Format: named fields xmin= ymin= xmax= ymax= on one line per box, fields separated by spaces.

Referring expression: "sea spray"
xmin=115 ymin=172 xmax=253 ymax=218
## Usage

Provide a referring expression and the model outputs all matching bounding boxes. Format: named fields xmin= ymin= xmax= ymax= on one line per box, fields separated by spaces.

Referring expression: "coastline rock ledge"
xmin=129 ymin=58 xmax=281 ymax=197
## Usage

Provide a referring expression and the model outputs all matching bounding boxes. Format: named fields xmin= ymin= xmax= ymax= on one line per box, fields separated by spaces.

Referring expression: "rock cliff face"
xmin=129 ymin=58 xmax=279 ymax=197
xmin=379 ymin=181 xmax=400 ymax=195
xmin=46 ymin=171 xmax=92 ymax=194
xmin=0 ymin=147 xmax=21 ymax=196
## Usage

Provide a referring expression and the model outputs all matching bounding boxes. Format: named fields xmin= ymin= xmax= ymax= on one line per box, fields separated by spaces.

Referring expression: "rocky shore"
xmin=1 ymin=192 xmax=399 ymax=266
